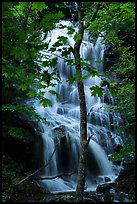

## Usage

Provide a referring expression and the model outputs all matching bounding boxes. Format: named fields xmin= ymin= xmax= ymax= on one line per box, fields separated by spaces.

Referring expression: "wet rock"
xmin=96 ymin=183 xmax=111 ymax=192
xmin=107 ymin=131 xmax=112 ymax=138
xmin=104 ymin=46 xmax=119 ymax=72
xmin=113 ymin=157 xmax=135 ymax=201
xmin=3 ymin=113 xmax=44 ymax=171
xmin=52 ymin=125 xmax=66 ymax=138
xmin=104 ymin=176 xmax=111 ymax=182
xmin=113 ymin=144 xmax=123 ymax=153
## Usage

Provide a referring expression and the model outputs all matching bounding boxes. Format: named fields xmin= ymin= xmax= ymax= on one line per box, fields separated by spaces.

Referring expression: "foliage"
xmin=2 ymin=2 xmax=63 ymax=106
xmin=81 ymin=2 xmax=135 ymax=167
xmin=2 ymin=2 xmax=64 ymax=150
xmin=2 ymin=104 xmax=43 ymax=121
xmin=86 ymin=2 xmax=135 ymax=44
xmin=2 ymin=2 xmax=135 ymax=199
xmin=2 ymin=6 xmax=64 ymax=200
xmin=2 ymin=1 xmax=135 ymax=136
xmin=109 ymin=141 xmax=135 ymax=162
xmin=2 ymin=155 xmax=25 ymax=202
xmin=40 ymin=98 xmax=52 ymax=107
xmin=90 ymin=86 xmax=103 ymax=98
xmin=7 ymin=127 xmax=24 ymax=140
xmin=87 ymin=2 xmax=135 ymax=136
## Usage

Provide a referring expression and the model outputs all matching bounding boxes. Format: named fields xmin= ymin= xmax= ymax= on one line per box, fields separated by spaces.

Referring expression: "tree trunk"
xmin=73 ymin=2 xmax=88 ymax=202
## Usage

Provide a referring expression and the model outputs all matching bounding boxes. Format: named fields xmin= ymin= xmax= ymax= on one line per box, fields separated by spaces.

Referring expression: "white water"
xmin=30 ymin=20 xmax=124 ymax=192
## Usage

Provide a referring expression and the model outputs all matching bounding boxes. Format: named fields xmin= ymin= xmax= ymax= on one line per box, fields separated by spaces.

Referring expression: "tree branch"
xmin=43 ymin=47 xmax=74 ymax=62
xmin=84 ymin=3 xmax=100 ymax=29
xmin=22 ymin=2 xmax=33 ymax=29
xmin=98 ymin=31 xmax=115 ymax=47
xmin=34 ymin=171 xmax=77 ymax=180
xmin=14 ymin=143 xmax=58 ymax=186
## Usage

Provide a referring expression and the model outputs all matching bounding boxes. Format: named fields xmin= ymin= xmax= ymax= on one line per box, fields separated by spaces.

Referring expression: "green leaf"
xmin=75 ymin=72 xmax=82 ymax=79
xmin=8 ymin=127 xmax=24 ymax=140
xmin=67 ymin=27 xmax=75 ymax=34
xmin=109 ymin=143 xmax=135 ymax=162
xmin=50 ymin=57 xmax=58 ymax=67
xmin=2 ymin=104 xmax=43 ymax=121
xmin=90 ymin=86 xmax=103 ymax=98
xmin=32 ymin=2 xmax=47 ymax=11
xmin=18 ymin=84 xmax=28 ymax=91
xmin=42 ymin=70 xmax=51 ymax=86
xmin=50 ymin=83 xmax=57 ymax=87
xmin=3 ymin=72 xmax=8 ymax=78
xmin=38 ymin=84 xmax=47 ymax=89
xmin=50 ymin=47 xmax=57 ymax=52
xmin=49 ymin=90 xmax=60 ymax=99
xmin=58 ymin=24 xmax=67 ymax=29
xmin=57 ymin=36 xmax=68 ymax=44
xmin=28 ymin=90 xmax=37 ymax=98
xmin=49 ymin=90 xmax=57 ymax=95
xmin=38 ymin=91 xmax=45 ymax=97
xmin=111 ymin=81 xmax=118 ymax=87
xmin=101 ymin=80 xmax=110 ymax=89
xmin=62 ymin=50 xmax=70 ymax=58
xmin=86 ymin=67 xmax=101 ymax=77
xmin=42 ymin=61 xmax=49 ymax=67
xmin=67 ymin=77 xmax=75 ymax=85
xmin=40 ymin=98 xmax=52 ymax=107
xmin=54 ymin=11 xmax=64 ymax=19
xmin=74 ymin=33 xmax=82 ymax=41
xmin=66 ymin=59 xmax=74 ymax=66
xmin=91 ymin=70 xmax=100 ymax=77
xmin=53 ymin=41 xmax=63 ymax=47
xmin=85 ymin=57 xmax=93 ymax=61
xmin=110 ymin=87 xmax=116 ymax=96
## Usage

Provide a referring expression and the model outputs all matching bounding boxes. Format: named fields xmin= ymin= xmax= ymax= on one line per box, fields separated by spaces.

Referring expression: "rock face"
xmin=114 ymin=157 xmax=135 ymax=200
xmin=104 ymin=46 xmax=119 ymax=71
xmin=103 ymin=46 xmax=121 ymax=83
xmin=113 ymin=144 xmax=123 ymax=153
xmin=96 ymin=156 xmax=135 ymax=202
xmin=3 ymin=112 xmax=44 ymax=171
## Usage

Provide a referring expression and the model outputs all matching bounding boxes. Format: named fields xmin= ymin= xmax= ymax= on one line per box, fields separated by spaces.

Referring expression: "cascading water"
xmin=29 ymin=20 xmax=124 ymax=193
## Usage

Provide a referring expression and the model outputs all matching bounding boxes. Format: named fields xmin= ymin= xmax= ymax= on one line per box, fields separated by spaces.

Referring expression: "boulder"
xmin=113 ymin=144 xmax=123 ymax=153
xmin=96 ymin=183 xmax=111 ymax=192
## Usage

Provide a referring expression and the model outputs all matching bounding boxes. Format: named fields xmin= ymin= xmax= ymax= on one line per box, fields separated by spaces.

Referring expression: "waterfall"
xmin=29 ymin=20 xmax=124 ymax=193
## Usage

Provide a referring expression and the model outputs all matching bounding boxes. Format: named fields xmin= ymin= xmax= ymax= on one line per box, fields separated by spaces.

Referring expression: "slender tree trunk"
xmin=73 ymin=2 xmax=88 ymax=202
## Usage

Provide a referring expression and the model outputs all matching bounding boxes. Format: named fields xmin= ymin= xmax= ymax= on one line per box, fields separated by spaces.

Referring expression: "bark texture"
xmin=73 ymin=2 xmax=88 ymax=202
xmin=73 ymin=2 xmax=100 ymax=202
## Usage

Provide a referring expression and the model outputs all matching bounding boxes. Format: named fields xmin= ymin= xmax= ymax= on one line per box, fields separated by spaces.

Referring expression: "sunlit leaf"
xmin=32 ymin=2 xmax=48 ymax=11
